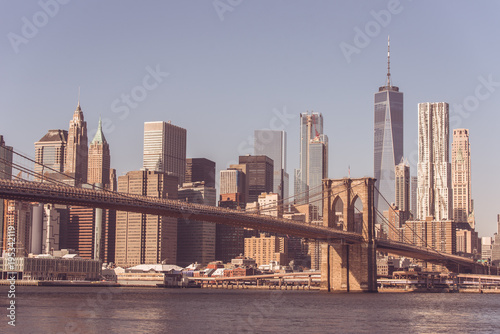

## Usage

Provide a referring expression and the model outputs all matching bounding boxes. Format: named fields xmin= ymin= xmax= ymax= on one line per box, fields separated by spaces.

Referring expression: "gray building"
xmin=143 ymin=121 xmax=187 ymax=185
xmin=374 ymin=38 xmax=404 ymax=220
xmin=177 ymin=181 xmax=216 ymax=267
xmin=34 ymin=129 xmax=68 ymax=180
xmin=254 ymin=130 xmax=289 ymax=204
xmin=294 ymin=112 xmax=328 ymax=217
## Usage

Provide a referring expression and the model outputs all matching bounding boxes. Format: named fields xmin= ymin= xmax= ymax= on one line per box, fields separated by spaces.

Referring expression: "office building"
xmin=456 ymin=229 xmax=479 ymax=257
xmin=294 ymin=112 xmax=328 ymax=214
xmin=394 ymin=159 xmax=410 ymax=223
xmin=257 ymin=192 xmax=282 ymax=218
xmin=238 ymin=155 xmax=273 ymax=204
xmin=481 ymin=237 xmax=493 ymax=262
xmin=216 ymin=198 xmax=245 ymax=263
xmin=220 ymin=168 xmax=247 ymax=205
xmin=417 ymin=102 xmax=452 ymax=221
xmin=115 ymin=170 xmax=178 ymax=267
xmin=244 ymin=233 xmax=288 ymax=267
xmin=34 ymin=130 xmax=68 ymax=181
xmin=143 ymin=121 xmax=186 ymax=185
xmin=185 ymin=158 xmax=215 ymax=188
xmin=374 ymin=38 xmax=404 ymax=219
xmin=254 ymin=130 xmax=289 ymax=203
xmin=404 ymin=219 xmax=456 ymax=258
xmin=177 ymin=181 xmax=216 ymax=267
xmin=65 ymin=101 xmax=88 ymax=185
xmin=452 ymin=129 xmax=472 ymax=226
xmin=88 ymin=118 xmax=111 ymax=188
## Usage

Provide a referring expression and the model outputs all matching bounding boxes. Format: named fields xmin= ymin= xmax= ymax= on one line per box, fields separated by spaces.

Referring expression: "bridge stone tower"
xmin=321 ymin=177 xmax=377 ymax=292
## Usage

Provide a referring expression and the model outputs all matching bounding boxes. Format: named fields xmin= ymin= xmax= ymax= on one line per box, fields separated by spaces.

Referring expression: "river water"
xmin=3 ymin=286 xmax=500 ymax=333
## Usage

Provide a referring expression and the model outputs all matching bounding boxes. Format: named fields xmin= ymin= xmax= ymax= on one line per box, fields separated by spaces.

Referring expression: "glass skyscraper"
xmin=374 ymin=38 xmax=403 ymax=219
xmin=294 ymin=112 xmax=328 ymax=216
xmin=254 ymin=130 xmax=289 ymax=204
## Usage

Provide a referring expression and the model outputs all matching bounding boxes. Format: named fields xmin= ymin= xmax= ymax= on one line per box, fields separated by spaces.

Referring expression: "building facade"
xmin=254 ymin=130 xmax=289 ymax=204
xmin=417 ymin=102 xmax=452 ymax=221
xmin=143 ymin=121 xmax=187 ymax=185
xmin=177 ymin=181 xmax=216 ymax=267
xmin=34 ymin=130 xmax=68 ymax=181
xmin=294 ymin=112 xmax=328 ymax=213
xmin=244 ymin=233 xmax=288 ymax=267
xmin=115 ymin=170 xmax=178 ymax=267
xmin=238 ymin=155 xmax=273 ymax=204
xmin=394 ymin=159 xmax=410 ymax=223
xmin=88 ymin=118 xmax=111 ymax=188
xmin=185 ymin=158 xmax=215 ymax=188
xmin=65 ymin=102 xmax=88 ymax=185
xmin=451 ymin=129 xmax=472 ymax=226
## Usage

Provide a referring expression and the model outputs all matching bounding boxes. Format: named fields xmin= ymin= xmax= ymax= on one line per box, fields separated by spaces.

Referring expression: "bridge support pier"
xmin=321 ymin=178 xmax=377 ymax=292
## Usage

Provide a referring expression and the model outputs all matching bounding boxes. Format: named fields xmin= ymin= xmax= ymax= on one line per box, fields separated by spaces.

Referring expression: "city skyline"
xmin=1 ymin=2 xmax=500 ymax=237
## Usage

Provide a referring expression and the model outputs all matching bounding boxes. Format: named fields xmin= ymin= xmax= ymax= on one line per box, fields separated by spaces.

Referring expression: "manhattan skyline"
xmin=1 ymin=1 xmax=500 ymax=237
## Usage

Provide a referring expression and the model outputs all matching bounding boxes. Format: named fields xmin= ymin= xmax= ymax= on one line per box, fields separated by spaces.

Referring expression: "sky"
xmin=1 ymin=1 xmax=499 ymax=238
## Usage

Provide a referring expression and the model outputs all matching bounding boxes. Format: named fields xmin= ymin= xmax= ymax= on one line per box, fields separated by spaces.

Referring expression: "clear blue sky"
xmin=1 ymin=1 xmax=499 ymax=237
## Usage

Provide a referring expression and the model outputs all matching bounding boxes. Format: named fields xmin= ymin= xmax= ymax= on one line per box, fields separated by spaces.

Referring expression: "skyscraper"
xmin=143 ymin=121 xmax=187 ymax=185
xmin=374 ymin=37 xmax=403 ymax=218
xmin=417 ymin=102 xmax=452 ymax=221
xmin=185 ymin=158 xmax=215 ymax=188
xmin=177 ymin=181 xmax=216 ymax=266
xmin=115 ymin=170 xmax=178 ymax=267
xmin=308 ymin=134 xmax=328 ymax=213
xmin=238 ymin=155 xmax=274 ymax=204
xmin=65 ymin=101 xmax=88 ymax=185
xmin=34 ymin=130 xmax=68 ymax=180
xmin=451 ymin=129 xmax=472 ymax=226
xmin=254 ymin=130 xmax=289 ymax=203
xmin=88 ymin=118 xmax=111 ymax=188
xmin=294 ymin=112 xmax=328 ymax=215
xmin=395 ymin=159 xmax=410 ymax=222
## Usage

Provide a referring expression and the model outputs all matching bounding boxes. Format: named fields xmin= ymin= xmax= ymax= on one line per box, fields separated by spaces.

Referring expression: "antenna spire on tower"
xmin=387 ymin=36 xmax=391 ymax=87
xmin=77 ymin=86 xmax=81 ymax=108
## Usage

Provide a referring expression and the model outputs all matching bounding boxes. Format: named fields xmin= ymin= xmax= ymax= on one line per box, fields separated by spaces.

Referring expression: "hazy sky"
xmin=1 ymin=1 xmax=499 ymax=237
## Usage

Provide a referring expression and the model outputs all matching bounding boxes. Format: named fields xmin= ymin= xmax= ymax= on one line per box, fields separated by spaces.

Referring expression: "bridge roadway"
xmin=0 ymin=179 xmax=484 ymax=270
xmin=0 ymin=179 xmax=363 ymax=242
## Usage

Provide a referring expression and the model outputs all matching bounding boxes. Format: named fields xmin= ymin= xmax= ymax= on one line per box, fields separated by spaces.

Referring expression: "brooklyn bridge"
xmin=0 ymin=171 xmax=495 ymax=292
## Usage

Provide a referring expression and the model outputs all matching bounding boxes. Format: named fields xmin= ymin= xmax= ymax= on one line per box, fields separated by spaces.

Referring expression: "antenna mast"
xmin=387 ymin=36 xmax=391 ymax=87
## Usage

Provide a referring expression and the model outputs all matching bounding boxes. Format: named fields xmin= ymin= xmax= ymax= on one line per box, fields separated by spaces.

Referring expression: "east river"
xmin=3 ymin=286 xmax=500 ymax=333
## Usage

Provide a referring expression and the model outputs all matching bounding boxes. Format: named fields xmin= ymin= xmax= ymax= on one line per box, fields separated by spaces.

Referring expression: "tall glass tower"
xmin=374 ymin=37 xmax=403 ymax=219
xmin=254 ymin=130 xmax=289 ymax=204
xmin=294 ymin=112 xmax=328 ymax=217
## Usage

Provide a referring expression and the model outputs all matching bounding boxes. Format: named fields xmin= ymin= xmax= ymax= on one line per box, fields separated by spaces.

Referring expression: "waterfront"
xmin=5 ymin=287 xmax=500 ymax=333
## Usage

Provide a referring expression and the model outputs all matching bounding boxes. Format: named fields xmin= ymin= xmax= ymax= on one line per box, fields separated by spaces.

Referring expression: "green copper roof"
xmin=91 ymin=117 xmax=107 ymax=145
